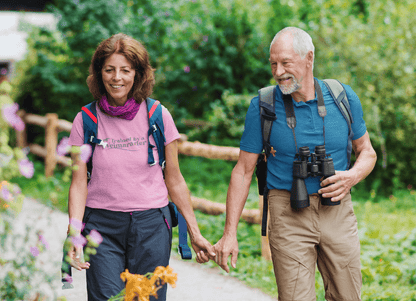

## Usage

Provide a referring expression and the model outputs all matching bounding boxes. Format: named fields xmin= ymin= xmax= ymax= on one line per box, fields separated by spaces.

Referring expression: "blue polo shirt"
xmin=240 ymin=78 xmax=367 ymax=194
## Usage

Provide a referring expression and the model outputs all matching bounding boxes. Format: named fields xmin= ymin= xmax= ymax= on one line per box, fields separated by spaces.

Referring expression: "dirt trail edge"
xmin=12 ymin=198 xmax=276 ymax=301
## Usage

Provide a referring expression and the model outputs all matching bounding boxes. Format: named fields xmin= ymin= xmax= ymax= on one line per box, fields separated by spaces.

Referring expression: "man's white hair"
xmin=270 ymin=27 xmax=315 ymax=68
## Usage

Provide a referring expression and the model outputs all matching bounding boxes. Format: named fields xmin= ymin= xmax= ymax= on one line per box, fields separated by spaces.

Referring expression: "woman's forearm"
xmin=68 ymin=153 xmax=88 ymax=230
xmin=166 ymin=176 xmax=201 ymax=240
xmin=68 ymin=183 xmax=88 ymax=222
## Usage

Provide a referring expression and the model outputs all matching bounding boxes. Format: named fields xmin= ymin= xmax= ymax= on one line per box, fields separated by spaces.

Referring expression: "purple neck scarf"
xmin=99 ymin=95 xmax=140 ymax=120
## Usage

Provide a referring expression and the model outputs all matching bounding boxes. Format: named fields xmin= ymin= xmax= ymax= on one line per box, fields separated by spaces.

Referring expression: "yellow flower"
xmin=151 ymin=265 xmax=178 ymax=288
xmin=120 ymin=266 xmax=177 ymax=301
xmin=120 ymin=269 xmax=158 ymax=301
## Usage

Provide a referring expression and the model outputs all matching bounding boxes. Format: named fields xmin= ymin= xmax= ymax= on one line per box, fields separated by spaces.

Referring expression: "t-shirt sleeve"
xmin=343 ymin=84 xmax=367 ymax=140
xmin=239 ymin=96 xmax=263 ymax=154
xmin=162 ymin=106 xmax=181 ymax=145
xmin=68 ymin=112 xmax=85 ymax=146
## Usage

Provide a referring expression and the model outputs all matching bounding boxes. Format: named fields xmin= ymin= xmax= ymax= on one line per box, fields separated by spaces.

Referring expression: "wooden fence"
xmin=16 ymin=110 xmax=271 ymax=260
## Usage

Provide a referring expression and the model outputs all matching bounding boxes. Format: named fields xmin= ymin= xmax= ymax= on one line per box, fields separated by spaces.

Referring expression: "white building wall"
xmin=0 ymin=12 xmax=56 ymax=80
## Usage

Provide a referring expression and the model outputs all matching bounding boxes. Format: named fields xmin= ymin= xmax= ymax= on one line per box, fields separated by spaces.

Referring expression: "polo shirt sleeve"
xmin=68 ymin=112 xmax=85 ymax=146
xmin=239 ymin=96 xmax=263 ymax=154
xmin=343 ymin=84 xmax=367 ymax=140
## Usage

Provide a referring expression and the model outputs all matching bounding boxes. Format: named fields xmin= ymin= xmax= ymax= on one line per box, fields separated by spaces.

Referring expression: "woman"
xmin=67 ymin=33 xmax=215 ymax=300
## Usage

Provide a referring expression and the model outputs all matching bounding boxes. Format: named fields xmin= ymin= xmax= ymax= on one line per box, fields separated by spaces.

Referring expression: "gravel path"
xmin=10 ymin=198 xmax=276 ymax=300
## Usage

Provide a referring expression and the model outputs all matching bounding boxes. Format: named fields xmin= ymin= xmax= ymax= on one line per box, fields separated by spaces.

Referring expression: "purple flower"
xmin=0 ymin=185 xmax=12 ymax=202
xmin=69 ymin=218 xmax=84 ymax=232
xmin=57 ymin=137 xmax=71 ymax=156
xmin=38 ymin=234 xmax=49 ymax=249
xmin=89 ymin=229 xmax=103 ymax=245
xmin=64 ymin=274 xmax=73 ymax=284
xmin=192 ymin=86 xmax=198 ymax=91
xmin=71 ymin=234 xmax=87 ymax=248
xmin=184 ymin=66 xmax=190 ymax=73
xmin=30 ymin=246 xmax=39 ymax=257
xmin=203 ymin=35 xmax=208 ymax=42
xmin=80 ymin=144 xmax=92 ymax=163
xmin=19 ymin=159 xmax=34 ymax=178
xmin=1 ymin=103 xmax=25 ymax=132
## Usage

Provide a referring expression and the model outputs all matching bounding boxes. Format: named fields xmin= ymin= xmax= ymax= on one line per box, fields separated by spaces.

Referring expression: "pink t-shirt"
xmin=69 ymin=101 xmax=181 ymax=212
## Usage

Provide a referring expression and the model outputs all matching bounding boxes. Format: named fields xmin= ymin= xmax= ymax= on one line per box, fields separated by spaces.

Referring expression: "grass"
xmin=10 ymin=155 xmax=416 ymax=300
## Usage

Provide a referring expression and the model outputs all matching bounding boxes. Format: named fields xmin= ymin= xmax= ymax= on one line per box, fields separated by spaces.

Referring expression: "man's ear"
xmin=306 ymin=51 xmax=314 ymax=68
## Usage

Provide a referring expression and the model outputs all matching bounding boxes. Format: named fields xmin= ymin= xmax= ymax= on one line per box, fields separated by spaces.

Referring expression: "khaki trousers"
xmin=268 ymin=189 xmax=362 ymax=301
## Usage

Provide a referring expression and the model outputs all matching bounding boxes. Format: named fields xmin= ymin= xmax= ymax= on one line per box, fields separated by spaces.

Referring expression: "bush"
xmin=187 ymin=90 xmax=255 ymax=147
xmin=13 ymin=0 xmax=271 ymax=121
xmin=11 ymin=0 xmax=416 ymax=194
xmin=0 ymin=81 xmax=58 ymax=300
xmin=305 ymin=0 xmax=416 ymax=193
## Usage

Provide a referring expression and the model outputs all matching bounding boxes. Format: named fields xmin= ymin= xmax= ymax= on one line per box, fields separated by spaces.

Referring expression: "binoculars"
xmin=290 ymin=145 xmax=340 ymax=209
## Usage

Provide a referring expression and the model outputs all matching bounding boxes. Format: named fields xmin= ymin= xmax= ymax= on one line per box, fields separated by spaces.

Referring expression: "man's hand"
xmin=318 ymin=170 xmax=358 ymax=202
xmin=213 ymin=234 xmax=239 ymax=273
xmin=190 ymin=233 xmax=216 ymax=264
xmin=319 ymin=132 xmax=377 ymax=203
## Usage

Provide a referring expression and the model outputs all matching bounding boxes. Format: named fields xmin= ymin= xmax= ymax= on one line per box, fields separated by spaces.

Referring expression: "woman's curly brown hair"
xmin=87 ymin=33 xmax=155 ymax=103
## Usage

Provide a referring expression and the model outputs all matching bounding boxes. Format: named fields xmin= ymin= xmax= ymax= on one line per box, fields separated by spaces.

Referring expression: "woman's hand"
xmin=190 ymin=233 xmax=216 ymax=264
xmin=164 ymin=140 xmax=216 ymax=264
xmin=67 ymin=244 xmax=90 ymax=271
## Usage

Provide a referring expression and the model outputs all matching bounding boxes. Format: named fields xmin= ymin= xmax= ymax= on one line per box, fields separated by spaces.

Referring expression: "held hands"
xmin=318 ymin=170 xmax=358 ymax=202
xmin=190 ymin=233 xmax=216 ymax=264
xmin=190 ymin=232 xmax=239 ymax=273
xmin=213 ymin=234 xmax=238 ymax=273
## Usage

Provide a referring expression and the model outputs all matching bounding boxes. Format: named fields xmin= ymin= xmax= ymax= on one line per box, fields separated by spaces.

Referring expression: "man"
xmin=213 ymin=27 xmax=377 ymax=300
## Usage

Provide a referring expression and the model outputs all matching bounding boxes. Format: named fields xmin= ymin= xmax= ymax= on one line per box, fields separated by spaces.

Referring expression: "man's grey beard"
xmin=276 ymin=74 xmax=301 ymax=94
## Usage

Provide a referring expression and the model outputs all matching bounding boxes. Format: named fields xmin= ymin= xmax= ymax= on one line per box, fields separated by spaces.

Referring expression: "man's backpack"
xmin=80 ymin=98 xmax=192 ymax=260
xmin=257 ymin=79 xmax=354 ymax=236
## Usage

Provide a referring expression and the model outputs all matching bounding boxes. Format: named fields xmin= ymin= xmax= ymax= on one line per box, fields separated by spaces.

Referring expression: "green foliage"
xmin=12 ymin=0 xmax=126 ymax=125
xmin=179 ymin=155 xmax=259 ymax=209
xmin=187 ymin=91 xmax=254 ymax=147
xmin=123 ymin=0 xmax=271 ymax=117
xmin=10 ymin=157 xmax=71 ymax=213
xmin=13 ymin=0 xmax=271 ymax=124
xmin=0 ymin=82 xmax=57 ymax=300
xmin=0 ymin=226 xmax=55 ymax=300
xmin=360 ymin=228 xmax=416 ymax=300
xmin=305 ymin=0 xmax=416 ymax=194
xmin=11 ymin=0 xmax=416 ymax=192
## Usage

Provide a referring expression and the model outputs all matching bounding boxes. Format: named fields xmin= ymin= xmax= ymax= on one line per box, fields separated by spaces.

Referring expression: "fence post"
xmin=45 ymin=113 xmax=59 ymax=177
xmin=259 ymin=194 xmax=272 ymax=261
xmin=16 ymin=110 xmax=28 ymax=148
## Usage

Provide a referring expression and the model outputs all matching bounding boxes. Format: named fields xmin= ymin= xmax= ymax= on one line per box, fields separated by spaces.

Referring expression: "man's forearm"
xmin=223 ymin=167 xmax=253 ymax=236
xmin=350 ymin=148 xmax=377 ymax=186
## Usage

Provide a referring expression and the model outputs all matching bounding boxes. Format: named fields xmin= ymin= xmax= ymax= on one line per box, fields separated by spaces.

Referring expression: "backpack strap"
xmin=177 ymin=214 xmax=192 ymax=259
xmin=259 ymin=86 xmax=277 ymax=158
xmin=147 ymin=98 xmax=166 ymax=169
xmin=322 ymin=79 xmax=354 ymax=169
xmin=81 ymin=101 xmax=107 ymax=180
xmin=258 ymin=86 xmax=276 ymax=237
